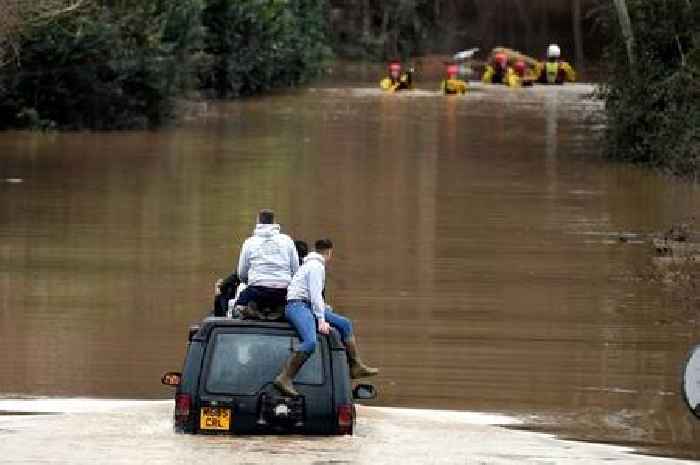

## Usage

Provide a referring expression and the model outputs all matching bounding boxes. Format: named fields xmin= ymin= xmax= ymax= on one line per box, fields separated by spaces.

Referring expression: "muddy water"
xmin=1 ymin=83 xmax=699 ymax=461
xmin=0 ymin=399 xmax=694 ymax=465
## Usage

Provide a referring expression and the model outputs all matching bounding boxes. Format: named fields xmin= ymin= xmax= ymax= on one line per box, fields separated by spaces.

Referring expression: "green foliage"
xmin=0 ymin=0 xmax=205 ymax=129
xmin=199 ymin=0 xmax=331 ymax=98
xmin=0 ymin=0 xmax=331 ymax=129
xmin=600 ymin=0 xmax=700 ymax=177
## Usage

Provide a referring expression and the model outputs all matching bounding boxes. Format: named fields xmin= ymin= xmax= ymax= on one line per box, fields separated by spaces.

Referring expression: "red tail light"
xmin=175 ymin=394 xmax=191 ymax=425
xmin=337 ymin=404 xmax=354 ymax=435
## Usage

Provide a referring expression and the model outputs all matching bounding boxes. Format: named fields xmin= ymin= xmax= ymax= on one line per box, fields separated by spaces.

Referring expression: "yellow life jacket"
xmin=442 ymin=79 xmax=468 ymax=95
xmin=545 ymin=62 xmax=560 ymax=84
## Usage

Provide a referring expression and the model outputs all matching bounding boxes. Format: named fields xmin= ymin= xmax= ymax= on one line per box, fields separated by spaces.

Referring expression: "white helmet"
xmin=547 ymin=44 xmax=561 ymax=59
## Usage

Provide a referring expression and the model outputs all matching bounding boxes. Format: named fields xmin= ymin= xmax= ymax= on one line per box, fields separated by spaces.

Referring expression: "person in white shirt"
xmin=274 ymin=239 xmax=378 ymax=397
xmin=234 ymin=209 xmax=299 ymax=319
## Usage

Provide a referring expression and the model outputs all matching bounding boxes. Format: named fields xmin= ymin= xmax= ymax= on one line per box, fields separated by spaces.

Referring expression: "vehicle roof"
xmin=192 ymin=317 xmax=345 ymax=350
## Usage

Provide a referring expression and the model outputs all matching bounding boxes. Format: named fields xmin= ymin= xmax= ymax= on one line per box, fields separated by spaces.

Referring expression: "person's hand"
xmin=318 ymin=321 xmax=331 ymax=335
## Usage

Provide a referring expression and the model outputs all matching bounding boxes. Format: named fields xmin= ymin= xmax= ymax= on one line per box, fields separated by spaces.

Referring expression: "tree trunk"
xmin=572 ymin=0 xmax=584 ymax=70
xmin=513 ymin=0 xmax=534 ymax=55
xmin=362 ymin=0 xmax=371 ymax=43
xmin=612 ymin=0 xmax=635 ymax=65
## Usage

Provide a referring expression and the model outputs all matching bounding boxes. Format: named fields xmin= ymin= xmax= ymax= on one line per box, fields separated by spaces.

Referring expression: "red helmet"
xmin=514 ymin=60 xmax=526 ymax=75
xmin=389 ymin=61 xmax=402 ymax=72
xmin=494 ymin=53 xmax=508 ymax=67
xmin=446 ymin=63 xmax=459 ymax=77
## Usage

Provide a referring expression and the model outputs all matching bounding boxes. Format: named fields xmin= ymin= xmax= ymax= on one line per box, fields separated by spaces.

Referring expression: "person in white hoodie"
xmin=234 ymin=209 xmax=299 ymax=319
xmin=274 ymin=239 xmax=378 ymax=397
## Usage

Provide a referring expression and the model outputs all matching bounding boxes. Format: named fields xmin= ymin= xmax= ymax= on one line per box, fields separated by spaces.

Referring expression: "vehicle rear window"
xmin=205 ymin=333 xmax=324 ymax=395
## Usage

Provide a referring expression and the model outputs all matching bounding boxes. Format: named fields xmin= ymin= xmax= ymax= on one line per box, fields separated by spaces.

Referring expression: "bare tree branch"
xmin=0 ymin=0 xmax=91 ymax=69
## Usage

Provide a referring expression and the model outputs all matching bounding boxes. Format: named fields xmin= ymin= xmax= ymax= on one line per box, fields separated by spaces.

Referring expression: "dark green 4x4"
xmin=162 ymin=317 xmax=376 ymax=435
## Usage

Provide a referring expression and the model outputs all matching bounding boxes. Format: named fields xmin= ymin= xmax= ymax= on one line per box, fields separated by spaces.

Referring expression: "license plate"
xmin=200 ymin=407 xmax=231 ymax=430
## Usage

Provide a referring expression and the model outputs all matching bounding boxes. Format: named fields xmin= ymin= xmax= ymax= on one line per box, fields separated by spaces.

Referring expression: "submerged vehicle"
xmin=162 ymin=317 xmax=377 ymax=435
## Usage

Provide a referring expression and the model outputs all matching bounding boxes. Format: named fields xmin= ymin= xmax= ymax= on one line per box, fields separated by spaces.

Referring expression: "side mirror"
xmin=161 ymin=372 xmax=182 ymax=387
xmin=683 ymin=345 xmax=700 ymax=419
xmin=352 ymin=384 xmax=377 ymax=401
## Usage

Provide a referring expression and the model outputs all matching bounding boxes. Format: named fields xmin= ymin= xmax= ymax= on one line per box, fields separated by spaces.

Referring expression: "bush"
xmin=599 ymin=0 xmax=700 ymax=177
xmin=0 ymin=0 xmax=332 ymax=129
xmin=0 ymin=0 xmax=204 ymax=129
xmin=199 ymin=0 xmax=331 ymax=98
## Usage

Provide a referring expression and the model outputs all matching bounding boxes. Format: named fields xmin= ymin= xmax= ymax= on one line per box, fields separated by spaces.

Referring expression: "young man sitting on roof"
xmin=234 ymin=209 xmax=299 ymax=320
xmin=274 ymin=239 xmax=379 ymax=397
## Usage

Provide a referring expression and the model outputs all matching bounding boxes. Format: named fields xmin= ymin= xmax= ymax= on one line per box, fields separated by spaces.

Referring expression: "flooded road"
xmin=0 ymin=398 xmax=695 ymax=465
xmin=1 ymin=82 xmax=699 ymax=461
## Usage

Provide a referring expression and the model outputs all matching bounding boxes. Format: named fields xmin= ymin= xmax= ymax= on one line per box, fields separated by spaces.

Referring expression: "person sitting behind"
xmin=274 ymin=239 xmax=379 ymax=397
xmin=234 ymin=209 xmax=299 ymax=320
xmin=380 ymin=61 xmax=413 ymax=92
xmin=534 ymin=44 xmax=576 ymax=85
xmin=441 ymin=63 xmax=468 ymax=95
xmin=481 ymin=52 xmax=520 ymax=87
xmin=294 ymin=240 xmax=309 ymax=265
xmin=213 ymin=272 xmax=241 ymax=317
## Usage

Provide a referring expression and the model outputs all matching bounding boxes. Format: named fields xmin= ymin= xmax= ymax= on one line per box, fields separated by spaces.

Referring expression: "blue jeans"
xmin=285 ymin=301 xmax=353 ymax=354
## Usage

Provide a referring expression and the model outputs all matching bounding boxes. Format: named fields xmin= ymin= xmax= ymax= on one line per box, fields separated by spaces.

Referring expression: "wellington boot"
xmin=274 ymin=351 xmax=310 ymax=397
xmin=345 ymin=336 xmax=379 ymax=379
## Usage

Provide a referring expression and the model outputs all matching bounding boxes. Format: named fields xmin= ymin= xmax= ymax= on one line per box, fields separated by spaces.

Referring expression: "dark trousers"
xmin=236 ymin=286 xmax=287 ymax=309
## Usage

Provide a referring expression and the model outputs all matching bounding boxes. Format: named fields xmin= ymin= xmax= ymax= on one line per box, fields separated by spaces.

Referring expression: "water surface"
xmin=1 ymin=82 xmax=699 ymax=459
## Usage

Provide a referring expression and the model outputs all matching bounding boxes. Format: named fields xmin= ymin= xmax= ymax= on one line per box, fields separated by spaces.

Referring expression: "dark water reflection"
xmin=1 ymin=84 xmax=699 ymax=458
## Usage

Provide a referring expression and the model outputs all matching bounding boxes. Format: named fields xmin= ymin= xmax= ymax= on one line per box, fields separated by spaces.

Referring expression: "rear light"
xmin=337 ymin=404 xmax=354 ymax=435
xmin=175 ymin=394 xmax=192 ymax=426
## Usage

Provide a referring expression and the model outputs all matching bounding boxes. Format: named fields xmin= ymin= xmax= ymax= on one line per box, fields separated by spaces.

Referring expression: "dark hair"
xmin=315 ymin=238 xmax=333 ymax=252
xmin=258 ymin=209 xmax=274 ymax=224
xmin=220 ymin=273 xmax=240 ymax=295
xmin=294 ymin=240 xmax=309 ymax=264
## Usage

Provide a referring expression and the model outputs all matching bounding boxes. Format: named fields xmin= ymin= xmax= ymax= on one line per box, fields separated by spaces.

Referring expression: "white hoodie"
xmin=237 ymin=224 xmax=299 ymax=288
xmin=286 ymin=252 xmax=327 ymax=323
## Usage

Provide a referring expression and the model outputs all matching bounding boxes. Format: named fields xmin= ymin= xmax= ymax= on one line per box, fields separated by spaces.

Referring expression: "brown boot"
xmin=273 ymin=351 xmax=310 ymax=397
xmin=345 ymin=336 xmax=379 ymax=379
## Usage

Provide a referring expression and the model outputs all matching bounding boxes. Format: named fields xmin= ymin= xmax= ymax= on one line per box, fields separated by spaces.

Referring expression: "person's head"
xmin=294 ymin=240 xmax=309 ymax=264
xmin=389 ymin=61 xmax=401 ymax=80
xmin=446 ymin=63 xmax=459 ymax=79
xmin=220 ymin=273 xmax=240 ymax=296
xmin=514 ymin=60 xmax=526 ymax=77
xmin=258 ymin=209 xmax=274 ymax=225
xmin=494 ymin=53 xmax=508 ymax=71
xmin=315 ymin=238 xmax=334 ymax=262
xmin=547 ymin=44 xmax=561 ymax=62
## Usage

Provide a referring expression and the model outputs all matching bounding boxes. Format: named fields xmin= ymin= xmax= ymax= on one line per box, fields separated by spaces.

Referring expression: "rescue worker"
xmin=441 ymin=62 xmax=468 ymax=95
xmin=234 ymin=209 xmax=299 ymax=320
xmin=380 ymin=61 xmax=413 ymax=92
xmin=513 ymin=60 xmax=535 ymax=87
xmin=535 ymin=44 xmax=576 ymax=85
xmin=274 ymin=239 xmax=378 ymax=397
xmin=481 ymin=52 xmax=519 ymax=87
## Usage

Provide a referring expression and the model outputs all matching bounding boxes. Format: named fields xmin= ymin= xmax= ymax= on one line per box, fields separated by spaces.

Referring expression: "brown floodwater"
xmin=1 ymin=82 xmax=699 ymax=461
